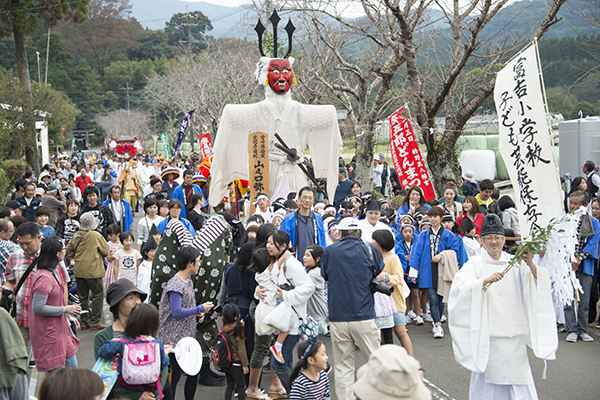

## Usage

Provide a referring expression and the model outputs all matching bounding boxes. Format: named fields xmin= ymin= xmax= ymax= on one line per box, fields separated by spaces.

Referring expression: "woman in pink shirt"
xmin=29 ymin=237 xmax=81 ymax=376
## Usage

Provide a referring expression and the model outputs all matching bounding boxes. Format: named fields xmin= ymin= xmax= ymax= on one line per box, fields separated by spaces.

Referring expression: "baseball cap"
xmin=338 ymin=217 xmax=360 ymax=231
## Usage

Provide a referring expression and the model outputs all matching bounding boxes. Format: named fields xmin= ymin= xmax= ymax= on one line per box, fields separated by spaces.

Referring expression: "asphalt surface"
xmin=69 ymin=316 xmax=600 ymax=400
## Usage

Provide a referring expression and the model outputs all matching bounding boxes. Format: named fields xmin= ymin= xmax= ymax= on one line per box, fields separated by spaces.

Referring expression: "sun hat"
xmin=354 ymin=345 xmax=431 ymax=400
xmin=161 ymin=167 xmax=181 ymax=181
xmin=192 ymin=174 xmax=207 ymax=186
xmin=462 ymin=170 xmax=475 ymax=181
xmin=79 ymin=212 xmax=99 ymax=231
xmin=106 ymin=278 xmax=148 ymax=307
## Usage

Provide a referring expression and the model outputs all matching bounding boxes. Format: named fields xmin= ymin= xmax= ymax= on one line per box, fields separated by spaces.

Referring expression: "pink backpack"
xmin=119 ymin=338 xmax=162 ymax=397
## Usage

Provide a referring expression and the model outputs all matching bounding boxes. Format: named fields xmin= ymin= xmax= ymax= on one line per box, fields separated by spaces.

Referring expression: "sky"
xmin=183 ymin=0 xmax=368 ymax=18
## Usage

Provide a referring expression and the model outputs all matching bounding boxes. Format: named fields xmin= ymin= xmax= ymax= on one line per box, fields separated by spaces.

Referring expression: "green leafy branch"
xmin=483 ymin=218 xmax=561 ymax=292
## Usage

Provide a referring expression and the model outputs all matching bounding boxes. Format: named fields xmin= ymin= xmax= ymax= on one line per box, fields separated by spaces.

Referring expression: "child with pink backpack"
xmin=98 ymin=303 xmax=171 ymax=398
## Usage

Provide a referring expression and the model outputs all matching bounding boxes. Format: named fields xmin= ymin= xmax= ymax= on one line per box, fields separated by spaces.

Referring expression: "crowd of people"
xmin=1 ymin=151 xmax=599 ymax=400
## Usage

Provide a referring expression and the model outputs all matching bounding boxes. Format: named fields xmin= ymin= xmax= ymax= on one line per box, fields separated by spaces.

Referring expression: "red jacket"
xmin=75 ymin=175 xmax=93 ymax=193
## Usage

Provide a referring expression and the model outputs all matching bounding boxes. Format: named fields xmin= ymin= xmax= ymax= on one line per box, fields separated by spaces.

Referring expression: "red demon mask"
xmin=267 ymin=59 xmax=293 ymax=93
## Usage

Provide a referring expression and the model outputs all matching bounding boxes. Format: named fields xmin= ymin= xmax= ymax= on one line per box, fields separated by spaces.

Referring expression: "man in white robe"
xmin=209 ymin=57 xmax=343 ymax=207
xmin=448 ymin=214 xmax=558 ymax=400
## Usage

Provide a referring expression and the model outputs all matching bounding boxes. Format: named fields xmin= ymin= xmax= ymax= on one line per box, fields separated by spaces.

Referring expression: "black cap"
xmin=143 ymin=236 xmax=158 ymax=251
xmin=461 ymin=216 xmax=476 ymax=233
xmin=480 ymin=214 xmax=504 ymax=236
xmin=365 ymin=199 xmax=381 ymax=212
xmin=106 ymin=278 xmax=147 ymax=307
xmin=149 ymin=224 xmax=161 ymax=236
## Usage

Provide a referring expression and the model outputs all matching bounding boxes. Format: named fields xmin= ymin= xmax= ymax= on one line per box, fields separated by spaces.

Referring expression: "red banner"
xmin=198 ymin=133 xmax=214 ymax=158
xmin=389 ymin=108 xmax=435 ymax=201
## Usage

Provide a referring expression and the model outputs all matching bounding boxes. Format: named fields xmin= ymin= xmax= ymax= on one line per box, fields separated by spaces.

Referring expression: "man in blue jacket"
xmin=16 ymin=182 xmax=41 ymax=222
xmin=102 ymin=185 xmax=133 ymax=232
xmin=280 ymin=186 xmax=326 ymax=265
xmin=321 ymin=217 xmax=383 ymax=400
xmin=409 ymin=206 xmax=459 ymax=339
xmin=171 ymin=169 xmax=202 ymax=219
xmin=565 ymin=190 xmax=600 ymax=342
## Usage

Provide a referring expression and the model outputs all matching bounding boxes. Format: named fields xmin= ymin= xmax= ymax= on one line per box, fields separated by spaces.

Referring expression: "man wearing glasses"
xmin=448 ymin=214 xmax=557 ymax=399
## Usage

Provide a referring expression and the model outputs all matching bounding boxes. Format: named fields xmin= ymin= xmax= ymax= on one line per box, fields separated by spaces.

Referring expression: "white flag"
xmin=494 ymin=43 xmax=563 ymax=238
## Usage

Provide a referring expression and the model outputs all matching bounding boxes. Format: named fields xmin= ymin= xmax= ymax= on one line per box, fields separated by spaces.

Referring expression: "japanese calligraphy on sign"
xmin=198 ymin=133 xmax=214 ymax=158
xmin=248 ymin=131 xmax=270 ymax=215
xmin=494 ymin=43 xmax=563 ymax=238
xmin=388 ymin=108 xmax=436 ymax=201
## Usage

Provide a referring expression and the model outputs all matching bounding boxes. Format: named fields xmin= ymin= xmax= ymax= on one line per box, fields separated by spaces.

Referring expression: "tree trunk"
xmin=425 ymin=130 xmax=458 ymax=195
xmin=13 ymin=23 xmax=39 ymax=171
xmin=354 ymin=123 xmax=375 ymax=193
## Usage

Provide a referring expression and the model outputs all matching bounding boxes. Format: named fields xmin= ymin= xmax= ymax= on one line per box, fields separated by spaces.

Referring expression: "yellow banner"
xmin=248 ymin=131 xmax=269 ymax=215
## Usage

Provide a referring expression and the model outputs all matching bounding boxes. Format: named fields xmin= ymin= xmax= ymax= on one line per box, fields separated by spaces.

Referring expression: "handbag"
xmin=263 ymin=301 xmax=293 ymax=332
xmin=1 ymin=257 xmax=39 ymax=317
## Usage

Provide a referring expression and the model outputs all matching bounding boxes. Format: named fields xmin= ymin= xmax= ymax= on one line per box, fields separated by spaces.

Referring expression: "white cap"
xmin=338 ymin=217 xmax=361 ymax=231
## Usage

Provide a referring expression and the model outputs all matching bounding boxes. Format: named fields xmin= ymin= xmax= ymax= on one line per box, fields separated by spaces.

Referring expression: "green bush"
xmin=0 ymin=159 xmax=27 ymax=205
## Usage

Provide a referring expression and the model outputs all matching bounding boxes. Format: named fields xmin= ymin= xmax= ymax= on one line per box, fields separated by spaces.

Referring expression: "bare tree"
xmin=270 ymin=0 xmax=566 ymax=191
xmin=385 ymin=0 xmax=566 ymax=187
xmin=143 ymin=39 xmax=261 ymax=144
xmin=276 ymin=0 xmax=411 ymax=189
xmin=95 ymin=109 xmax=155 ymax=143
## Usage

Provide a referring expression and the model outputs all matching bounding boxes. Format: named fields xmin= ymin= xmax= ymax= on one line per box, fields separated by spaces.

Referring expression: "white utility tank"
xmin=460 ymin=150 xmax=496 ymax=181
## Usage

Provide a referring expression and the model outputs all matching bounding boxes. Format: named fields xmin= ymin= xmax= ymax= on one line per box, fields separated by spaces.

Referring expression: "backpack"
xmin=209 ymin=327 xmax=234 ymax=372
xmin=119 ymin=337 xmax=162 ymax=394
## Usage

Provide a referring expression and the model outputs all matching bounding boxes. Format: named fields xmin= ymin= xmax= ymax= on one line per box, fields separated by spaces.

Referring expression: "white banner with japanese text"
xmin=494 ymin=43 xmax=563 ymax=237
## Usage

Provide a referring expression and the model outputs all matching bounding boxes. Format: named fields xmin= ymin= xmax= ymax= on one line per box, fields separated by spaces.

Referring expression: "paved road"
xmin=71 ymin=317 xmax=600 ymax=400
xmin=49 ymin=208 xmax=600 ymax=400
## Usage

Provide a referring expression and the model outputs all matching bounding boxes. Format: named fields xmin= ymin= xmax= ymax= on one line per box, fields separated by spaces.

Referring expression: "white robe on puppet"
xmin=209 ymin=77 xmax=343 ymax=207
xmin=448 ymin=252 xmax=558 ymax=397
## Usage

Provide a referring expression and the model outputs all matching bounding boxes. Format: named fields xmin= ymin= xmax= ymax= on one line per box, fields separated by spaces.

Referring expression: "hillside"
xmin=130 ymin=0 xmax=251 ymax=37
xmin=131 ymin=0 xmax=600 ymax=39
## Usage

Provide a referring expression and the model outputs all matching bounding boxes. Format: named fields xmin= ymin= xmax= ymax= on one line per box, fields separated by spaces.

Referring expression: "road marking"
xmin=424 ymin=378 xmax=457 ymax=400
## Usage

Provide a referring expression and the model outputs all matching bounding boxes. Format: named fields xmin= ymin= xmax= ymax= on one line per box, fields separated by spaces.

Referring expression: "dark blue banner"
xmin=173 ymin=109 xmax=195 ymax=156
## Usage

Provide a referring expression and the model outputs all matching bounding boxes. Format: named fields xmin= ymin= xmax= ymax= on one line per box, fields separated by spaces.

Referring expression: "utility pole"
xmin=44 ymin=28 xmax=50 ymax=85
xmin=121 ymin=82 xmax=131 ymax=113
xmin=35 ymin=51 xmax=41 ymax=83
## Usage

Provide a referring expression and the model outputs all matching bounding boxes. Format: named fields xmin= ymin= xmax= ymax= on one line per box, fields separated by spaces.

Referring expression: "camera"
xmin=370 ymin=277 xmax=394 ymax=296
xmin=279 ymin=283 xmax=295 ymax=291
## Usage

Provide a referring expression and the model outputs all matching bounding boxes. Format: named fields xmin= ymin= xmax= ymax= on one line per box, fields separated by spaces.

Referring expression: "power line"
xmin=0 ymin=1 xmax=86 ymax=15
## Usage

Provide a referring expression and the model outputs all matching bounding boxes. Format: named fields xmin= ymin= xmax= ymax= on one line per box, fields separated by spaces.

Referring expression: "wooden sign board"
xmin=248 ymin=131 xmax=269 ymax=215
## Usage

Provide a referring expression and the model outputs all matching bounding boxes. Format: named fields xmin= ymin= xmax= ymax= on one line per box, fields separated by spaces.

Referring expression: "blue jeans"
xmin=426 ymin=288 xmax=444 ymax=325
xmin=565 ymin=270 xmax=593 ymax=334
xmin=271 ymin=334 xmax=299 ymax=386
xmin=48 ymin=354 xmax=77 ymax=373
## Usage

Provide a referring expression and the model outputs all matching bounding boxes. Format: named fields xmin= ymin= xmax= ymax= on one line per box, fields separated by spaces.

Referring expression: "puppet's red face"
xmin=267 ymin=59 xmax=293 ymax=93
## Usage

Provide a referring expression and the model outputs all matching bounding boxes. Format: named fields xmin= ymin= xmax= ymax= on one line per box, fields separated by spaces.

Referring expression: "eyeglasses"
xmin=483 ymin=235 xmax=504 ymax=242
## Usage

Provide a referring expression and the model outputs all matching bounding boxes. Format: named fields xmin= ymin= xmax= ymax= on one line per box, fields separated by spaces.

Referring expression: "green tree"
xmin=128 ymin=29 xmax=179 ymax=61
xmin=102 ymin=57 xmax=170 ymax=110
xmin=0 ymin=72 xmax=79 ymax=160
xmin=569 ymin=101 xmax=596 ymax=119
xmin=0 ymin=0 xmax=87 ymax=168
xmin=53 ymin=0 xmax=146 ymax=75
xmin=546 ymin=87 xmax=578 ymax=117
xmin=165 ymin=11 xmax=213 ymax=51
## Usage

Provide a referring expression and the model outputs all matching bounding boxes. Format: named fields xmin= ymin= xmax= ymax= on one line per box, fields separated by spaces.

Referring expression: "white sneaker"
xmin=580 ymin=333 xmax=594 ymax=342
xmin=441 ymin=315 xmax=447 ymax=323
xmin=408 ymin=310 xmax=417 ymax=320
xmin=414 ymin=316 xmax=424 ymax=325
xmin=566 ymin=332 xmax=578 ymax=342
xmin=424 ymin=314 xmax=433 ymax=322
xmin=433 ymin=325 xmax=444 ymax=338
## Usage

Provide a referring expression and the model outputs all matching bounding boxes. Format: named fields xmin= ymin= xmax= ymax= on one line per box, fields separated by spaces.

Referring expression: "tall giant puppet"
xmin=209 ymin=11 xmax=343 ymax=207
